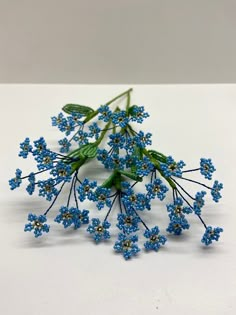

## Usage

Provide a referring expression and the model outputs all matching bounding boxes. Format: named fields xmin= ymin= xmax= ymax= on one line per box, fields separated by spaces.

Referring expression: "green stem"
xmin=70 ymin=157 xmax=87 ymax=173
xmin=95 ymin=121 xmax=112 ymax=146
xmin=126 ymin=91 xmax=131 ymax=111
xmin=83 ymin=88 xmax=133 ymax=124
xmin=126 ymin=124 xmax=176 ymax=189
xmin=106 ymin=88 xmax=133 ymax=106
xmin=143 ymin=149 xmax=176 ymax=189
xmin=101 ymin=171 xmax=118 ymax=188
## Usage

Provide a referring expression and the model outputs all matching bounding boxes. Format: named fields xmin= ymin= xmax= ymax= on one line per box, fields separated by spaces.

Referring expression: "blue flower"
xmin=108 ymin=153 xmax=126 ymax=170
xmin=166 ymin=216 xmax=190 ymax=235
xmin=146 ymin=178 xmax=169 ymax=200
xmin=112 ymin=111 xmax=129 ymax=128
xmin=88 ymin=122 xmax=101 ymax=140
xmin=130 ymin=105 xmax=149 ymax=123
xmin=94 ymin=187 xmax=112 ymax=210
xmin=201 ymin=226 xmax=223 ymax=246
xmin=121 ymin=182 xmax=150 ymax=211
xmin=74 ymin=130 xmax=89 ymax=146
xmin=87 ymin=218 xmax=111 ymax=242
xmin=67 ymin=112 xmax=83 ymax=125
xmin=98 ymin=105 xmax=112 ymax=122
xmin=136 ymin=157 xmax=154 ymax=176
xmin=77 ymin=178 xmax=97 ymax=202
xmin=114 ymin=233 xmax=140 ymax=260
xmin=121 ymin=183 xmax=138 ymax=210
xmin=50 ymin=162 xmax=72 ymax=183
xmin=18 ymin=137 xmax=32 ymax=158
xmin=116 ymin=213 xmax=140 ymax=234
xmin=58 ymin=138 xmax=71 ymax=153
xmin=211 ymin=180 xmax=223 ymax=202
xmin=63 ymin=119 xmax=76 ymax=136
xmin=24 ymin=213 xmax=50 ymax=238
xmin=26 ymin=172 xmax=36 ymax=195
xmin=167 ymin=197 xmax=192 ymax=219
xmin=144 ymin=226 xmax=167 ymax=251
xmin=54 ymin=207 xmax=89 ymax=229
xmin=35 ymin=150 xmax=57 ymax=170
xmin=136 ymin=193 xmax=151 ymax=211
xmin=200 ymin=158 xmax=216 ymax=180
xmin=38 ymin=178 xmax=58 ymax=201
xmin=51 ymin=112 xmax=66 ymax=127
xmin=134 ymin=131 xmax=152 ymax=148
xmin=9 ymin=169 xmax=22 ymax=190
xmin=193 ymin=191 xmax=206 ymax=215
xmin=124 ymin=137 xmax=138 ymax=153
xmin=108 ymin=133 xmax=125 ymax=149
xmin=160 ymin=156 xmax=185 ymax=178
xmin=32 ymin=137 xmax=47 ymax=156
xmin=97 ymin=149 xmax=109 ymax=164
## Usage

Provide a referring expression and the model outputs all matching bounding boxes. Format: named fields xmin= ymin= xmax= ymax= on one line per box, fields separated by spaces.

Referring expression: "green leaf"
xmin=79 ymin=144 xmax=97 ymax=158
xmin=118 ymin=170 xmax=143 ymax=182
xmin=62 ymin=104 xmax=94 ymax=115
xmin=148 ymin=150 xmax=167 ymax=163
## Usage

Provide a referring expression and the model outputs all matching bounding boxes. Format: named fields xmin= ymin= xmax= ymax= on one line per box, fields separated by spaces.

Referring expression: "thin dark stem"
xmin=177 ymin=176 xmax=212 ymax=190
xmin=131 ymin=181 xmax=138 ymax=188
xmin=75 ymin=173 xmax=82 ymax=185
xmin=43 ymin=181 xmax=66 ymax=215
xmin=175 ymin=188 xmax=207 ymax=228
xmin=73 ymin=172 xmax=79 ymax=209
xmin=108 ymin=147 xmax=114 ymax=155
xmin=67 ymin=175 xmax=76 ymax=207
xmin=171 ymin=177 xmax=196 ymax=200
xmin=125 ymin=129 xmax=131 ymax=138
xmin=108 ymin=192 xmax=118 ymax=198
xmin=151 ymin=171 xmax=154 ymax=184
xmin=118 ymin=193 xmax=123 ymax=214
xmin=104 ymin=193 xmax=118 ymax=221
xmin=182 ymin=168 xmax=200 ymax=173
xmin=20 ymin=168 xmax=50 ymax=180
xmin=132 ymin=209 xmax=150 ymax=231
xmin=197 ymin=214 xmax=207 ymax=229
xmin=172 ymin=188 xmax=176 ymax=202
xmin=175 ymin=187 xmax=194 ymax=210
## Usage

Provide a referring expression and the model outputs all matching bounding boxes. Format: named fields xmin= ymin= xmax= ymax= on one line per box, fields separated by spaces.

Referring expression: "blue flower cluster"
xmin=87 ymin=218 xmax=111 ymax=242
xmin=201 ymin=226 xmax=223 ymax=245
xmin=9 ymin=169 xmax=22 ymax=190
xmin=9 ymin=89 xmax=224 ymax=260
xmin=24 ymin=214 xmax=50 ymax=238
xmin=51 ymin=112 xmax=102 ymax=153
xmin=200 ymin=158 xmax=216 ymax=180
xmin=144 ymin=226 xmax=167 ymax=251
xmin=211 ymin=180 xmax=223 ymax=202
xmin=160 ymin=156 xmax=185 ymax=178
xmin=146 ymin=178 xmax=168 ymax=201
xmin=55 ymin=207 xmax=89 ymax=229
xmin=114 ymin=234 xmax=140 ymax=260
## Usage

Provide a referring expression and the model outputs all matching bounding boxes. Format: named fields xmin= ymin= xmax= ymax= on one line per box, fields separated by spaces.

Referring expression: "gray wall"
xmin=0 ymin=0 xmax=236 ymax=83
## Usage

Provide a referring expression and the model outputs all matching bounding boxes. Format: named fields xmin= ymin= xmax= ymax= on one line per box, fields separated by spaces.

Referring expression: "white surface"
xmin=0 ymin=85 xmax=235 ymax=315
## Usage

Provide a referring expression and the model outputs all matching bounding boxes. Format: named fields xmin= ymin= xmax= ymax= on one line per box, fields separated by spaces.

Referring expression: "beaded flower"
xmin=9 ymin=88 xmax=224 ymax=260
xmin=87 ymin=218 xmax=111 ymax=243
